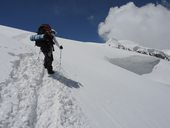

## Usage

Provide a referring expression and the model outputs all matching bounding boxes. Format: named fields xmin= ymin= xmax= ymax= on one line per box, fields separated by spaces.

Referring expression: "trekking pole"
xmin=59 ymin=49 xmax=62 ymax=69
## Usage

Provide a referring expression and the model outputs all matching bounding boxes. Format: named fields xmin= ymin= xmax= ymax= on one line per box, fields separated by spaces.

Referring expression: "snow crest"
xmin=106 ymin=38 xmax=170 ymax=61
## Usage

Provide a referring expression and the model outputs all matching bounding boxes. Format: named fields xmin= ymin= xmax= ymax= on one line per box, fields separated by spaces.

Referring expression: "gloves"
xmin=60 ymin=45 xmax=63 ymax=49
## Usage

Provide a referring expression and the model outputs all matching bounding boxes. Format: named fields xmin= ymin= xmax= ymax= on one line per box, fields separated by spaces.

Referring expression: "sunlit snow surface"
xmin=0 ymin=25 xmax=170 ymax=128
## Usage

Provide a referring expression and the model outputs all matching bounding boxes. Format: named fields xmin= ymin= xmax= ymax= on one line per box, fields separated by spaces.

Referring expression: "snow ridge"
xmin=106 ymin=38 xmax=170 ymax=61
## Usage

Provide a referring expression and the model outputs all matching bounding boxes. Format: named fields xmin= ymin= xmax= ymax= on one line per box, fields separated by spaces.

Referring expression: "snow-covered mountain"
xmin=106 ymin=38 xmax=170 ymax=61
xmin=0 ymin=25 xmax=170 ymax=128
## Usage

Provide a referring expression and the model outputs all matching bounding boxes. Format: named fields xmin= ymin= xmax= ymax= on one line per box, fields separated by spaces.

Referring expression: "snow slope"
xmin=0 ymin=25 xmax=170 ymax=128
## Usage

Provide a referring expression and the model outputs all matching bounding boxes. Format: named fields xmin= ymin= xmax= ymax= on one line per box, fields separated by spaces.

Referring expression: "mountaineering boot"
xmin=47 ymin=67 xmax=55 ymax=74
xmin=48 ymin=69 xmax=55 ymax=74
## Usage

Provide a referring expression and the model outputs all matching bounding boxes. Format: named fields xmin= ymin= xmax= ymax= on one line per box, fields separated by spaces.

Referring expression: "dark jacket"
xmin=40 ymin=33 xmax=55 ymax=53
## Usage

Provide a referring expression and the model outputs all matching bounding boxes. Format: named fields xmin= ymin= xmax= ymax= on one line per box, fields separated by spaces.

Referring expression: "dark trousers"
xmin=43 ymin=51 xmax=54 ymax=71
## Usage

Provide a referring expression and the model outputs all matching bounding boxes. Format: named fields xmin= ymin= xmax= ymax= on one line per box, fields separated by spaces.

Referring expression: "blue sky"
xmin=0 ymin=0 xmax=168 ymax=42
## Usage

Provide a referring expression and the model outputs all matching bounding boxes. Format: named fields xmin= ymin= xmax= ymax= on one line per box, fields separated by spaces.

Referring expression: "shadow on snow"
xmin=50 ymin=71 xmax=83 ymax=88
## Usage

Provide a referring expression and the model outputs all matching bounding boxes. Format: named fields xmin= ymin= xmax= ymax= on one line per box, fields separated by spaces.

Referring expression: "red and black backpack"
xmin=35 ymin=24 xmax=52 ymax=47
xmin=37 ymin=24 xmax=52 ymax=34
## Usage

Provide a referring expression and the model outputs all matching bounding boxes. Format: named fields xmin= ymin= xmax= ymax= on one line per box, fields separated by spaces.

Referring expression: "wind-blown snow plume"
xmin=98 ymin=2 xmax=170 ymax=49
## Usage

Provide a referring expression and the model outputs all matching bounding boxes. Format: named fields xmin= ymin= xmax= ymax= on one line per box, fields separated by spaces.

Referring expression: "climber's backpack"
xmin=35 ymin=24 xmax=52 ymax=47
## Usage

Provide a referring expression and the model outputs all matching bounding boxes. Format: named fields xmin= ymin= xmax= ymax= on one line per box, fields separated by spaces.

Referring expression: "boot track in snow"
xmin=0 ymin=52 xmax=89 ymax=128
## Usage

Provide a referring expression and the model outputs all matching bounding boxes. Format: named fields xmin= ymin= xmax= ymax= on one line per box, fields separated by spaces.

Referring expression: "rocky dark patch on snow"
xmin=106 ymin=39 xmax=170 ymax=61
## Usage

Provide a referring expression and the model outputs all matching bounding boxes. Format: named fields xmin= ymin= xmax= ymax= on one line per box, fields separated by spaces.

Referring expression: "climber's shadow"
xmin=50 ymin=71 xmax=82 ymax=88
